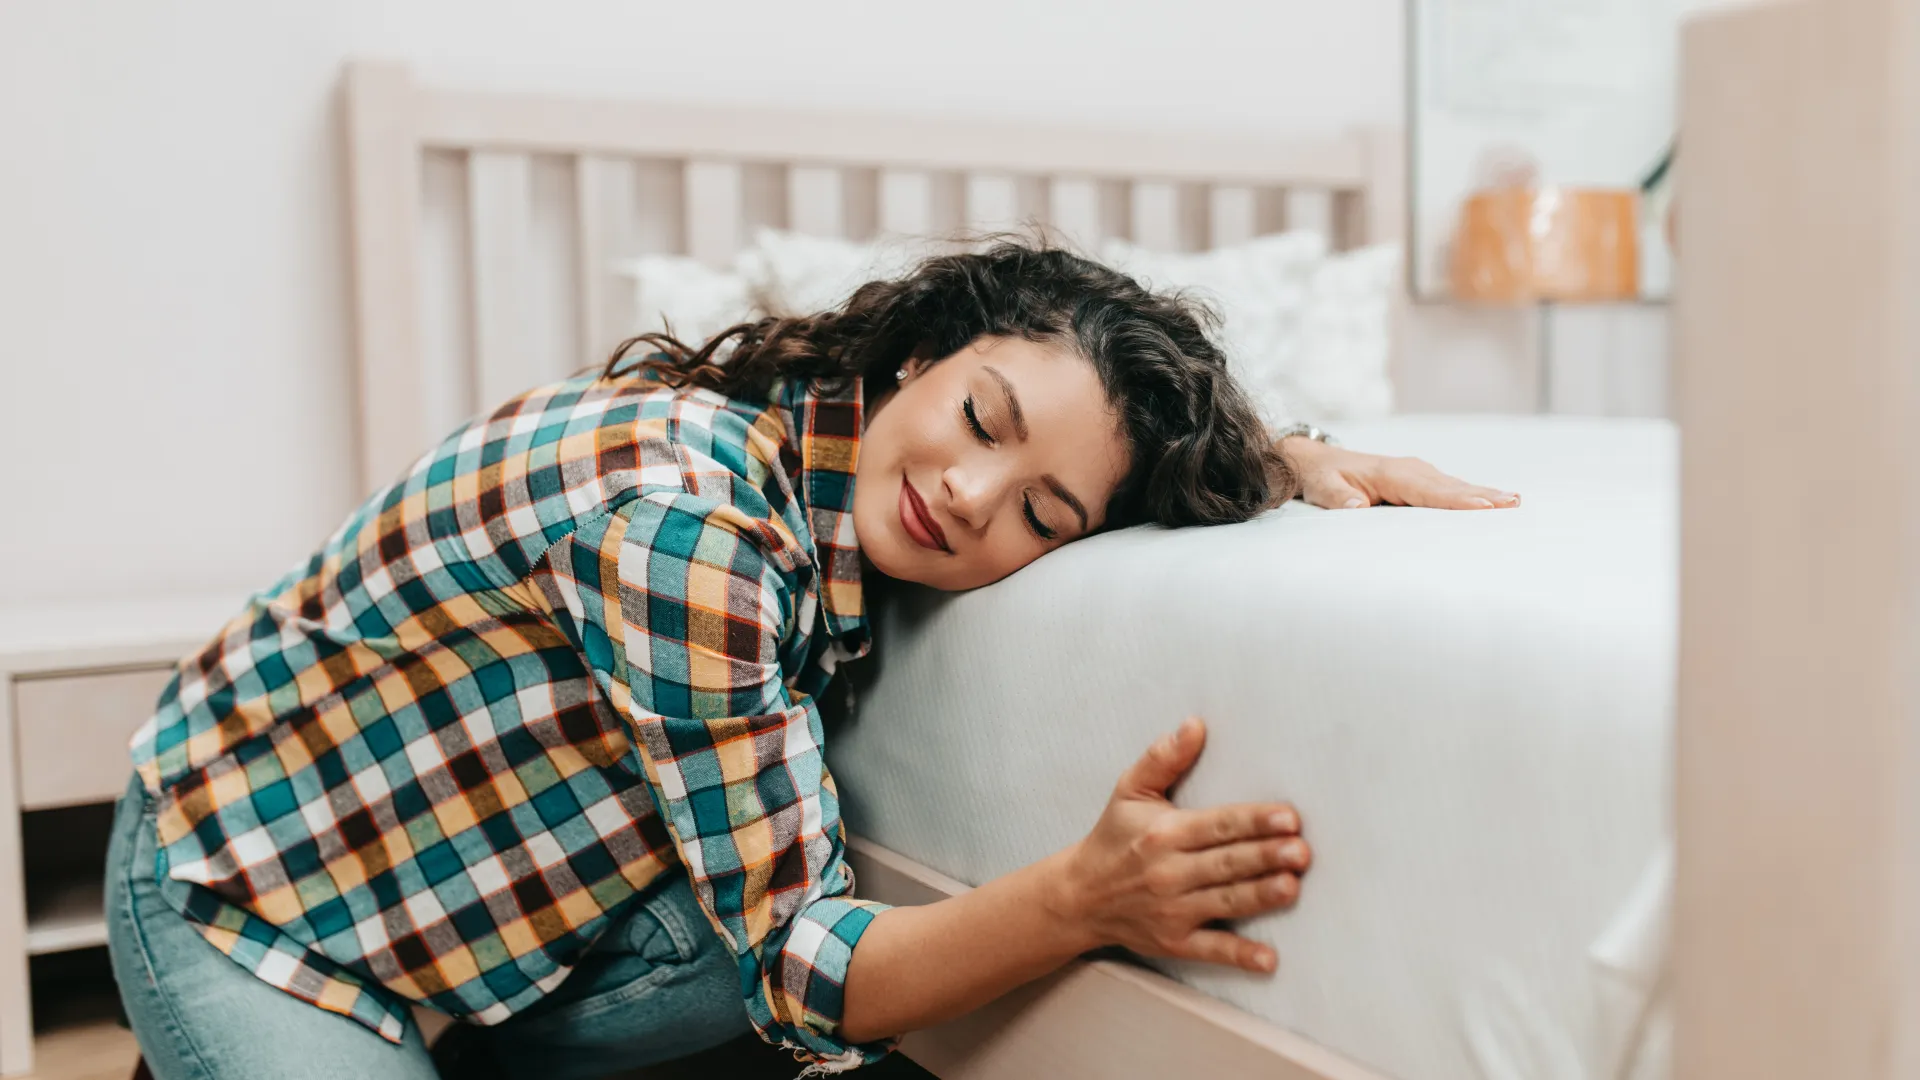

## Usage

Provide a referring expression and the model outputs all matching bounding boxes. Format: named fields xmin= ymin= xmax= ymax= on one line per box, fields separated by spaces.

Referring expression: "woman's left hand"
xmin=1279 ymin=437 xmax=1521 ymax=511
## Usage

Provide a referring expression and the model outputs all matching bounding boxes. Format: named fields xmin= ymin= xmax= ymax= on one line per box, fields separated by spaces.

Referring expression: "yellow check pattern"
xmin=129 ymin=369 xmax=890 ymax=1069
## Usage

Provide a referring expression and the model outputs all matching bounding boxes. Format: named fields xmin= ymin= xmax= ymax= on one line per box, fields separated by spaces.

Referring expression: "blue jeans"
xmin=105 ymin=778 xmax=753 ymax=1080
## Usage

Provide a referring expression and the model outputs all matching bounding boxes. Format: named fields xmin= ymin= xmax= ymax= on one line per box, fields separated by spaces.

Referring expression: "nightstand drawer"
xmin=13 ymin=666 xmax=173 ymax=810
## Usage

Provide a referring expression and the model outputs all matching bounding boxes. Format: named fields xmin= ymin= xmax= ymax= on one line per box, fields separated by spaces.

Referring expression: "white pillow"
xmin=610 ymin=253 xmax=754 ymax=346
xmin=1099 ymin=232 xmax=1400 ymax=424
xmin=612 ymin=229 xmax=1400 ymax=426
xmin=611 ymin=231 xmax=933 ymax=345
xmin=1289 ymin=243 xmax=1400 ymax=421
xmin=738 ymin=229 xmax=939 ymax=316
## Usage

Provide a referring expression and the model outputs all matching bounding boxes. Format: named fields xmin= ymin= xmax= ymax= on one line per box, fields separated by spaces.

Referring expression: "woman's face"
xmin=854 ymin=335 xmax=1131 ymax=591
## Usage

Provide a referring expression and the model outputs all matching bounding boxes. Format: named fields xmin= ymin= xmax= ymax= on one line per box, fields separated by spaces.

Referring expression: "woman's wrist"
xmin=1270 ymin=435 xmax=1326 ymax=504
xmin=1038 ymin=842 xmax=1109 ymax=956
xmin=840 ymin=849 xmax=1108 ymax=1044
xmin=1275 ymin=433 xmax=1330 ymax=462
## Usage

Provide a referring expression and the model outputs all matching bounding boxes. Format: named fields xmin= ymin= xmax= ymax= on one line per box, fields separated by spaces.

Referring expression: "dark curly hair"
xmin=600 ymin=240 xmax=1293 ymax=529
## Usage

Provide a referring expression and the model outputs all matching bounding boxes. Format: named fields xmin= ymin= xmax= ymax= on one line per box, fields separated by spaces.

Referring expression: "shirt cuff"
xmin=770 ymin=895 xmax=895 ymax=1068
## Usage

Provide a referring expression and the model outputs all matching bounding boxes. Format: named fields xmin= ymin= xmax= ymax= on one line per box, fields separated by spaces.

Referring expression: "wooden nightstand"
xmin=0 ymin=595 xmax=237 ymax=1077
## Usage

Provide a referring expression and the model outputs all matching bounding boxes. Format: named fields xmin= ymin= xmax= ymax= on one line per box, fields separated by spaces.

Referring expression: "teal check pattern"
xmin=128 ymin=367 xmax=891 ymax=1072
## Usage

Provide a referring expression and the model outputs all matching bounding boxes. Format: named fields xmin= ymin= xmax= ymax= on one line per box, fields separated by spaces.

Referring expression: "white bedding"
xmin=829 ymin=415 xmax=1676 ymax=1080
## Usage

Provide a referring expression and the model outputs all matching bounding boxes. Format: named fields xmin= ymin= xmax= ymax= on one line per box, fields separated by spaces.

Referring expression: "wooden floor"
xmin=24 ymin=949 xmax=138 ymax=1080
xmin=24 ymin=1021 xmax=138 ymax=1080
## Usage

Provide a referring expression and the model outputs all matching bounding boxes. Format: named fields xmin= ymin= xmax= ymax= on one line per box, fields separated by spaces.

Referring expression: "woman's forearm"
xmin=838 ymin=846 xmax=1097 ymax=1044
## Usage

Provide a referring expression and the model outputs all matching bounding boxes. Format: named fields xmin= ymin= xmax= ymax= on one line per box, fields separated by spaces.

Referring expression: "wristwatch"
xmin=1272 ymin=422 xmax=1338 ymax=447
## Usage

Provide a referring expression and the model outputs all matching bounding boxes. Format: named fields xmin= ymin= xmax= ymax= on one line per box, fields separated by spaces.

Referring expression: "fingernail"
xmin=1471 ymin=498 xmax=1494 ymax=509
xmin=1344 ymin=498 xmax=1364 ymax=509
xmin=1258 ymin=949 xmax=1277 ymax=972
xmin=1505 ymin=493 xmax=1521 ymax=505
xmin=1268 ymin=810 xmax=1296 ymax=832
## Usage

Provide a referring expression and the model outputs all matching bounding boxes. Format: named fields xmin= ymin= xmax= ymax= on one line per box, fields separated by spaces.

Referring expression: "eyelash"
xmin=1024 ymin=498 xmax=1057 ymax=541
xmin=962 ymin=396 xmax=994 ymax=446
xmin=963 ymin=396 xmax=1057 ymax=541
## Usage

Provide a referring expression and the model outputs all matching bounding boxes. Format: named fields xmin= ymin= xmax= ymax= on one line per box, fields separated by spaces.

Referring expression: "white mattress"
xmin=829 ymin=416 xmax=1676 ymax=1080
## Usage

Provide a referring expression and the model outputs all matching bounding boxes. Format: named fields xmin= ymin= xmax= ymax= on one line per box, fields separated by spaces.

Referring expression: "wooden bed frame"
xmin=342 ymin=59 xmax=1397 ymax=1079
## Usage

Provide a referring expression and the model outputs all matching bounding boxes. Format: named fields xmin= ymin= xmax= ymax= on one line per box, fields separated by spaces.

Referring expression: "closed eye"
xmin=1023 ymin=496 xmax=1058 ymax=541
xmin=962 ymin=396 xmax=994 ymax=446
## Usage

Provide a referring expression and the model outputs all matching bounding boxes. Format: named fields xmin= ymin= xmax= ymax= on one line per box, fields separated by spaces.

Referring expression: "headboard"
xmin=343 ymin=61 xmax=1404 ymax=493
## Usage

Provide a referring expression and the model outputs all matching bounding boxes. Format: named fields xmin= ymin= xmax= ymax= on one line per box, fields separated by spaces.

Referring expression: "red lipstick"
xmin=899 ymin=479 xmax=950 ymax=553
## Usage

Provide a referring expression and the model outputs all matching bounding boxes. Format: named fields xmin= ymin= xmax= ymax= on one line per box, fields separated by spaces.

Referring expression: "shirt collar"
xmin=779 ymin=377 xmax=870 ymax=657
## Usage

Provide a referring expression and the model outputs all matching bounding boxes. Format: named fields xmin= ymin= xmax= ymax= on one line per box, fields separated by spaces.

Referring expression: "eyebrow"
xmin=1045 ymin=475 xmax=1090 ymax=533
xmin=983 ymin=365 xmax=1028 ymax=441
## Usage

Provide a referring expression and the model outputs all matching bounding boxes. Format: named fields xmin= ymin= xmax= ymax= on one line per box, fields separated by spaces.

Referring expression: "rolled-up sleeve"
xmin=571 ymin=489 xmax=892 ymax=1070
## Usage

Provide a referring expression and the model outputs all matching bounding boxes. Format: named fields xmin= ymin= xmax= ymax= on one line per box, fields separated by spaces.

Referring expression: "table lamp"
xmin=1450 ymin=186 xmax=1640 ymax=411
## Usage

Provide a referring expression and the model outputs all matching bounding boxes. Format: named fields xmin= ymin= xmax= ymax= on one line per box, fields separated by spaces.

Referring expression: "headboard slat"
xmin=467 ymin=151 xmax=542 ymax=410
xmin=574 ymin=155 xmax=636 ymax=357
xmin=788 ymin=165 xmax=845 ymax=237
xmin=741 ymin=163 xmax=790 ymax=239
xmin=878 ymin=169 xmax=933 ymax=235
xmin=419 ymin=150 xmax=476 ymax=440
xmin=1175 ymin=183 xmax=1211 ymax=253
xmin=840 ymin=167 xmax=880 ymax=242
xmin=964 ymin=174 xmax=1020 ymax=232
xmin=927 ymin=172 xmax=966 ymax=235
xmin=1014 ymin=177 xmax=1051 ymax=230
xmin=1332 ymin=189 xmax=1368 ymax=253
xmin=1097 ymin=180 xmax=1133 ymax=245
xmin=1130 ymin=181 xmax=1180 ymax=251
xmin=526 ymin=155 xmax=583 ymax=383
xmin=1209 ymin=186 xmax=1257 ymax=248
xmin=685 ymin=161 xmax=742 ymax=267
xmin=1285 ymin=189 xmax=1334 ymax=243
xmin=631 ymin=159 xmax=688 ymax=257
xmin=1048 ymin=179 xmax=1101 ymax=249
xmin=345 ymin=63 xmax=430 ymax=493
xmin=1253 ymin=188 xmax=1291 ymax=236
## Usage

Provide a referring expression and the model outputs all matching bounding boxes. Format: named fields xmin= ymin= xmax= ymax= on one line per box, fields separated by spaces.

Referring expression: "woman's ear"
xmin=899 ymin=355 xmax=933 ymax=382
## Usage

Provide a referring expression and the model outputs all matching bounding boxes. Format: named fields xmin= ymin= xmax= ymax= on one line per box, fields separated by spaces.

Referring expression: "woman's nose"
xmin=943 ymin=466 xmax=1001 ymax=531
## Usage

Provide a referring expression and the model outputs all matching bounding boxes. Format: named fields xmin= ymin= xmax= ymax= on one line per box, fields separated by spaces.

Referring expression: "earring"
xmin=895 ymin=368 xmax=908 ymax=382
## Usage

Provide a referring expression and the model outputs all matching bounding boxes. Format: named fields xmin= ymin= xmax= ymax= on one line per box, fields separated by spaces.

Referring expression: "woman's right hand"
xmin=1050 ymin=717 xmax=1310 ymax=974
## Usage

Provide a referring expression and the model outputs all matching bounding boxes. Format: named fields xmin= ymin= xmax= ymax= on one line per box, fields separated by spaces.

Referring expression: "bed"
xmin=832 ymin=415 xmax=1675 ymax=1080
xmin=337 ymin=37 xmax=1897 ymax=1077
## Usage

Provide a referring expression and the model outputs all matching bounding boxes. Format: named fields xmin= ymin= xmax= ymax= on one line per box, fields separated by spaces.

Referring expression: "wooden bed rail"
xmin=846 ymin=838 xmax=1387 ymax=1080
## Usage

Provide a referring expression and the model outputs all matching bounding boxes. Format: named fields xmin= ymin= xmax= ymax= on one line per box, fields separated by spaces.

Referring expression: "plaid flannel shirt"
xmin=128 ymin=367 xmax=892 ymax=1071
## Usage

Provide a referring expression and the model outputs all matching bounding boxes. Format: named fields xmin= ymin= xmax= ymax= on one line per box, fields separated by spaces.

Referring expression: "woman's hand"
xmin=1280 ymin=436 xmax=1521 ymax=511
xmin=1050 ymin=718 xmax=1310 ymax=974
xmin=841 ymin=718 xmax=1305 ymax=1042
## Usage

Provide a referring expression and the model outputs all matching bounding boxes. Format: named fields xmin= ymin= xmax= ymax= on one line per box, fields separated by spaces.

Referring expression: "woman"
xmin=109 ymin=243 xmax=1516 ymax=1078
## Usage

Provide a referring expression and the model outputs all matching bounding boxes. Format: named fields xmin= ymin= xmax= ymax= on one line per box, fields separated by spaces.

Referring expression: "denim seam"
xmin=117 ymin=812 xmax=219 ymax=1080
xmin=642 ymin=891 xmax=696 ymax=963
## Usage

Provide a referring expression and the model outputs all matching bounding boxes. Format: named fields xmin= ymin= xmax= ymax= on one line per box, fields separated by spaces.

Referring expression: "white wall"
xmin=0 ymin=0 xmax=1654 ymax=610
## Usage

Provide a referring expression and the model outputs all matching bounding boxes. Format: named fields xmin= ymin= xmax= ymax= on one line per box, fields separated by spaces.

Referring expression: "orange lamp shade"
xmin=1450 ymin=187 xmax=1640 ymax=303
